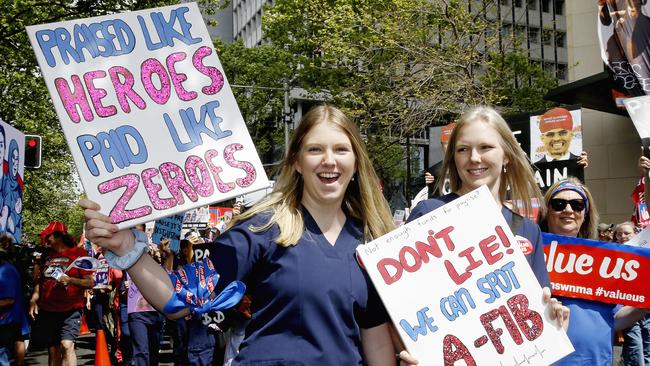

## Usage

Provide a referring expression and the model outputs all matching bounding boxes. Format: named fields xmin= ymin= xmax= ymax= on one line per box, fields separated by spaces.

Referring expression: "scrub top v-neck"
xmin=208 ymin=209 xmax=388 ymax=366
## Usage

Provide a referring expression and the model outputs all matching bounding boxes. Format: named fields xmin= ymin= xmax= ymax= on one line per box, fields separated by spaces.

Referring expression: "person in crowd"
xmin=423 ymin=122 xmax=456 ymax=199
xmin=125 ymin=233 xmax=166 ymax=366
xmin=89 ymin=243 xmax=121 ymax=363
xmin=29 ymin=226 xmax=94 ymax=366
xmin=616 ymin=221 xmax=637 ymax=245
xmin=539 ymin=177 xmax=648 ymax=365
xmin=0 ymin=235 xmax=25 ymax=366
xmin=597 ymin=223 xmax=615 ymax=242
xmin=116 ymin=269 xmax=132 ymax=366
xmin=81 ymin=104 xmax=417 ymax=365
xmin=409 ymin=107 xmax=559 ymax=289
xmin=614 ymin=220 xmax=650 ymax=366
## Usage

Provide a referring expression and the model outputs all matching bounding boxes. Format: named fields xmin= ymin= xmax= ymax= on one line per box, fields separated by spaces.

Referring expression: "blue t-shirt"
xmin=208 ymin=209 xmax=388 ymax=365
xmin=551 ymin=298 xmax=616 ymax=366
xmin=0 ymin=263 xmax=25 ymax=326
xmin=408 ymin=193 xmax=551 ymax=288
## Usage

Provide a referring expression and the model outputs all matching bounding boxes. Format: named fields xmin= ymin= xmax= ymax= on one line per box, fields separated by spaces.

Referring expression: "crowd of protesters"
xmin=3 ymin=105 xmax=650 ymax=365
xmin=0 ymin=215 xmax=249 ymax=366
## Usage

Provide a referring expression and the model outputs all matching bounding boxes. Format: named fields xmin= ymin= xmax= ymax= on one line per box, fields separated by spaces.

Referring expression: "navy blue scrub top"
xmin=408 ymin=193 xmax=551 ymax=288
xmin=208 ymin=209 xmax=388 ymax=365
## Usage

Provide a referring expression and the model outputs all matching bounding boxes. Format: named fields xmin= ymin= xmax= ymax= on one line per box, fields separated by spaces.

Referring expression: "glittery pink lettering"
xmin=167 ymin=52 xmax=197 ymax=101
xmin=185 ymin=155 xmax=214 ymax=197
xmin=83 ymin=70 xmax=117 ymax=118
xmin=141 ymin=168 xmax=176 ymax=210
xmin=160 ymin=162 xmax=198 ymax=205
xmin=204 ymin=149 xmax=235 ymax=193
xmin=55 ymin=75 xmax=94 ymax=123
xmin=141 ymin=58 xmax=171 ymax=104
xmin=97 ymin=174 xmax=151 ymax=223
xmin=109 ymin=66 xmax=146 ymax=113
xmin=223 ymin=143 xmax=256 ymax=187
xmin=192 ymin=46 xmax=224 ymax=95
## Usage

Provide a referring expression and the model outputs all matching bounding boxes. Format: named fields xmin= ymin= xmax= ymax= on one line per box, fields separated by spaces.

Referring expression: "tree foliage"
xmin=215 ymin=0 xmax=559 ymax=204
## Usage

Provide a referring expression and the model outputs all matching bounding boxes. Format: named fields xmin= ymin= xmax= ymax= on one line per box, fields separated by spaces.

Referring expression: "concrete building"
xmin=232 ymin=0 xmax=268 ymax=47
xmin=497 ymin=0 xmax=569 ymax=83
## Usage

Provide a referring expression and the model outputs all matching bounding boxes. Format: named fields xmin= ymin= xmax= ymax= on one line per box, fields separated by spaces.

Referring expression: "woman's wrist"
xmin=104 ymin=230 xmax=149 ymax=270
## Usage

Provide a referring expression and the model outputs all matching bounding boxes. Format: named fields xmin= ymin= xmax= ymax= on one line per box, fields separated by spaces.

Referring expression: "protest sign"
xmin=543 ymin=233 xmax=650 ymax=308
xmin=532 ymin=160 xmax=585 ymax=194
xmin=597 ymin=1 xmax=650 ymax=97
xmin=26 ymin=3 xmax=269 ymax=229
xmin=0 ymin=118 xmax=25 ymax=243
xmin=623 ymin=96 xmax=650 ymax=160
xmin=358 ymin=186 xmax=573 ymax=365
xmin=152 ymin=213 xmax=184 ymax=252
xmin=625 ymin=225 xmax=650 ymax=248
xmin=92 ymin=257 xmax=110 ymax=289
xmin=529 ymin=107 xmax=582 ymax=164
xmin=192 ymin=242 xmax=212 ymax=262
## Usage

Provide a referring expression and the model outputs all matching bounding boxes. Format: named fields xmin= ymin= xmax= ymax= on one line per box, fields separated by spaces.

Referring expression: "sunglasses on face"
xmin=549 ymin=198 xmax=586 ymax=212
xmin=544 ymin=130 xmax=569 ymax=139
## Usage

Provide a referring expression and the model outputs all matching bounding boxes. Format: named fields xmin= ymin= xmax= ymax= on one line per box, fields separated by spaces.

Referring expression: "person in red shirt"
xmin=29 ymin=224 xmax=94 ymax=366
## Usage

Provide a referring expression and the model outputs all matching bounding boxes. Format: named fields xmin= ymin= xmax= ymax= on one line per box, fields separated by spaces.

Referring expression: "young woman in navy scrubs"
xmin=81 ymin=105 xmax=417 ymax=365
xmin=407 ymin=106 xmax=568 ymax=323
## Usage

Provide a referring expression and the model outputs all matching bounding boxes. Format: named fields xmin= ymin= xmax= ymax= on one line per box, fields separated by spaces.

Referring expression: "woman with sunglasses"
xmin=407 ymin=106 xmax=569 ymax=326
xmin=540 ymin=177 xmax=647 ymax=366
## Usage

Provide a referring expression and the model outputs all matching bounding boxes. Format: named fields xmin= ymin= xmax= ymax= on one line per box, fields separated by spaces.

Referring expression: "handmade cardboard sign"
xmin=529 ymin=107 xmax=582 ymax=164
xmin=624 ymin=96 xmax=650 ymax=162
xmin=26 ymin=3 xmax=269 ymax=229
xmin=152 ymin=213 xmax=184 ymax=252
xmin=358 ymin=186 xmax=573 ymax=365
xmin=543 ymin=233 xmax=650 ymax=308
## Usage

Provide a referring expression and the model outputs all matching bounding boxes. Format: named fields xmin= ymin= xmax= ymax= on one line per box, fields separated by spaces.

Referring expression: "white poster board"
xmin=26 ymin=3 xmax=269 ymax=228
xmin=0 ymin=118 xmax=25 ymax=243
xmin=529 ymin=107 xmax=582 ymax=163
xmin=624 ymin=95 xmax=650 ymax=139
xmin=357 ymin=186 xmax=573 ymax=365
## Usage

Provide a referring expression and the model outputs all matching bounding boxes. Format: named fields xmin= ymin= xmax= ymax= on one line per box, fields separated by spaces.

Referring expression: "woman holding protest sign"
xmin=80 ymin=105 xmax=417 ymax=365
xmin=540 ymin=177 xmax=647 ymax=366
xmin=407 ymin=106 xmax=569 ymax=322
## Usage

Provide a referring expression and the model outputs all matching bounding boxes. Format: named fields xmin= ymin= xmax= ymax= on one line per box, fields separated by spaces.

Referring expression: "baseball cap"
xmin=597 ymin=223 xmax=614 ymax=232
xmin=39 ymin=221 xmax=68 ymax=244
xmin=539 ymin=107 xmax=573 ymax=133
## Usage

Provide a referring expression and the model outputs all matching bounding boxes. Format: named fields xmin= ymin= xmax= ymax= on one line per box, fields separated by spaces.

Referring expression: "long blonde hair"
xmin=232 ymin=105 xmax=394 ymax=246
xmin=440 ymin=106 xmax=543 ymax=218
xmin=540 ymin=177 xmax=600 ymax=240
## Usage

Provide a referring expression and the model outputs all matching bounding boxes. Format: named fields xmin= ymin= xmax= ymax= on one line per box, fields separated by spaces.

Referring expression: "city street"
xmin=22 ymin=334 xmax=175 ymax=365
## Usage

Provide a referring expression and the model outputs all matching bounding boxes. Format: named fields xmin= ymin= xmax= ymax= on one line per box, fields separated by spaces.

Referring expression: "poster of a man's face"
xmin=530 ymin=107 xmax=582 ymax=163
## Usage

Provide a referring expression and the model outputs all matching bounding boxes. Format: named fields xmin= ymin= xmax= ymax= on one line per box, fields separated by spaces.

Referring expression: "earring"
xmin=503 ymin=165 xmax=507 ymax=173
xmin=351 ymin=175 xmax=356 ymax=181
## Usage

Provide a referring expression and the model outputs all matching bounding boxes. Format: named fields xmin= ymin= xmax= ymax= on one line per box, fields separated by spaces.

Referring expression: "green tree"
xmin=244 ymin=0 xmax=559 ymax=204
xmin=0 ymin=0 xmax=225 ymax=243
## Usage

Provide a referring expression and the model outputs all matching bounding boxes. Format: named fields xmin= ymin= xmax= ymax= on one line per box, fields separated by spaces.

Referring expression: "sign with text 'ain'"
xmin=358 ymin=186 xmax=573 ymax=365
xmin=26 ymin=3 xmax=269 ymax=228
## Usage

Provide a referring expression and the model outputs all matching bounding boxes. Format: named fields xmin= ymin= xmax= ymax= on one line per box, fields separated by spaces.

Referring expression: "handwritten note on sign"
xmin=26 ymin=3 xmax=269 ymax=229
xmin=358 ymin=186 xmax=573 ymax=365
